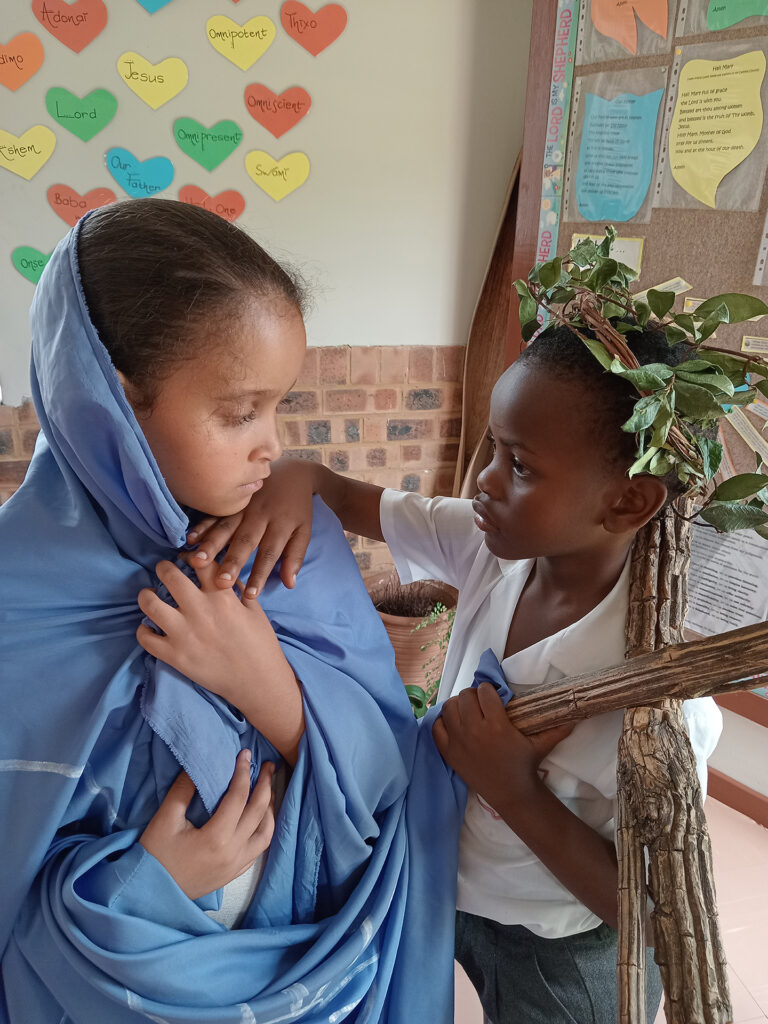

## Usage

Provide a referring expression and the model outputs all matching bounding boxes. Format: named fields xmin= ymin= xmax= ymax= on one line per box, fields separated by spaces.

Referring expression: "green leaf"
xmin=629 ymin=445 xmax=659 ymax=478
xmin=696 ymin=313 xmax=724 ymax=343
xmin=725 ymin=387 xmax=757 ymax=406
xmin=519 ymin=295 xmax=537 ymax=327
xmin=757 ymin=380 xmax=768 ymax=400
xmin=568 ymin=239 xmax=598 ymax=269
xmin=616 ymin=260 xmax=639 ymax=282
xmin=649 ymin=451 xmax=675 ymax=477
xmin=597 ymin=226 xmax=617 ymax=256
xmin=538 ymin=257 xmax=562 ymax=291
xmin=514 ymin=279 xmax=534 ymax=302
xmin=664 ymin=324 xmax=688 ymax=346
xmin=676 ymin=369 xmax=735 ymax=397
xmin=610 ymin=360 xmax=673 ymax=391
xmin=622 ymin=396 xmax=661 ymax=433
xmin=698 ymin=350 xmax=755 ymax=386
xmin=634 ymin=300 xmax=651 ymax=327
xmin=673 ymin=313 xmax=697 ymax=336
xmin=549 ymin=286 xmax=576 ymax=305
xmin=521 ymin=317 xmax=539 ymax=343
xmin=694 ymin=292 xmax=768 ymax=323
xmin=699 ymin=501 xmax=768 ymax=533
xmin=712 ymin=473 xmax=768 ymax=501
xmin=649 ymin=398 xmax=675 ymax=448
xmin=755 ymin=523 xmax=768 ymax=540
xmin=581 ymin=337 xmax=613 ymax=371
xmin=674 ymin=380 xmax=725 ymax=419
xmin=585 ymin=258 xmax=619 ymax=293
xmin=647 ymin=289 xmax=676 ymax=320
xmin=697 ymin=437 xmax=723 ymax=481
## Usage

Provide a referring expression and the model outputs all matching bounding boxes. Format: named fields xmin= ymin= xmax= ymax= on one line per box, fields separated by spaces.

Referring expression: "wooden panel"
xmin=708 ymin=768 xmax=768 ymax=829
xmin=716 ymin=691 xmax=768 ymax=728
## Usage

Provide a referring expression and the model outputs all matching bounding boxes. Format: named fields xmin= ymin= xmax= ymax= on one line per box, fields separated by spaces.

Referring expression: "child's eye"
xmin=486 ymin=431 xmax=497 ymax=452
xmin=230 ymin=409 xmax=258 ymax=426
xmin=510 ymin=454 xmax=529 ymax=477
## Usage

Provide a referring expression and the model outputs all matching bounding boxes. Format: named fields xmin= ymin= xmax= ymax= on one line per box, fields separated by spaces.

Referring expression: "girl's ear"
xmin=603 ymin=475 xmax=668 ymax=535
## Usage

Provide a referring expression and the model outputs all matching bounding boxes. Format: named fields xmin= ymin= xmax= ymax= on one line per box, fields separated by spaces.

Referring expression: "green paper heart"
xmin=173 ymin=117 xmax=243 ymax=172
xmin=12 ymin=246 xmax=51 ymax=284
xmin=45 ymin=87 xmax=118 ymax=142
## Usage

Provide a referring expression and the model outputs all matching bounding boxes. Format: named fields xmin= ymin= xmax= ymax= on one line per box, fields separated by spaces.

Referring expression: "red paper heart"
xmin=47 ymin=184 xmax=116 ymax=227
xmin=32 ymin=0 xmax=108 ymax=54
xmin=0 ymin=32 xmax=45 ymax=92
xmin=244 ymin=85 xmax=311 ymax=138
xmin=280 ymin=2 xmax=347 ymax=56
xmin=178 ymin=186 xmax=245 ymax=223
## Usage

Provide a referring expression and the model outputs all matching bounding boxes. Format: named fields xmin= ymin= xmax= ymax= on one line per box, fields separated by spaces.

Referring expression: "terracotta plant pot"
xmin=364 ymin=573 xmax=457 ymax=709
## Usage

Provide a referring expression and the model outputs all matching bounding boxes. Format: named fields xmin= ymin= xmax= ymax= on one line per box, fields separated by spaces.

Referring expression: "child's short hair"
xmin=517 ymin=324 xmax=694 ymax=500
xmin=78 ymin=199 xmax=305 ymax=408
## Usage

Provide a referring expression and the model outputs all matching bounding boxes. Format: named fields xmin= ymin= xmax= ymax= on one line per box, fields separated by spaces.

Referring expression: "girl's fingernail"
xmin=240 ymin=749 xmax=251 ymax=763
xmin=219 ymin=572 xmax=232 ymax=581
xmin=245 ymin=587 xmax=257 ymax=598
xmin=187 ymin=531 xmax=198 ymax=541
xmin=195 ymin=551 xmax=208 ymax=561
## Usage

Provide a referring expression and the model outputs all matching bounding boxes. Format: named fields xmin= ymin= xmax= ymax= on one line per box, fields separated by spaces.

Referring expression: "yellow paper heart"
xmin=245 ymin=150 xmax=310 ymax=201
xmin=117 ymin=52 xmax=189 ymax=110
xmin=206 ymin=16 xmax=276 ymax=71
xmin=0 ymin=125 xmax=56 ymax=180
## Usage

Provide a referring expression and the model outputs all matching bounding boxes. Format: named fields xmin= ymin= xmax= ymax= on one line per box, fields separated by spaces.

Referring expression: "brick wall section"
xmin=0 ymin=345 xmax=465 ymax=574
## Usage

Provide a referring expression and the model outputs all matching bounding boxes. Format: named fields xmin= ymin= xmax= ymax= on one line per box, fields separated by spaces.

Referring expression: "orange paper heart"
xmin=280 ymin=2 xmax=347 ymax=56
xmin=0 ymin=33 xmax=45 ymax=92
xmin=47 ymin=184 xmax=116 ymax=227
xmin=244 ymin=84 xmax=311 ymax=137
xmin=178 ymin=185 xmax=245 ymax=222
xmin=33 ymin=0 xmax=108 ymax=54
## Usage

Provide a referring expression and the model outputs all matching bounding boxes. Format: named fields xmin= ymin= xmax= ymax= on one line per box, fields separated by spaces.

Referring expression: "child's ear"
xmin=603 ymin=475 xmax=668 ymax=535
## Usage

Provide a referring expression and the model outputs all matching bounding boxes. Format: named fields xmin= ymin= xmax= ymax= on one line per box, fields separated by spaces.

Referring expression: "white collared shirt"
xmin=380 ymin=489 xmax=723 ymax=938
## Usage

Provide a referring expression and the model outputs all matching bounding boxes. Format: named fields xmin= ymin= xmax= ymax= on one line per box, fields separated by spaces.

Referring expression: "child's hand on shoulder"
xmin=432 ymin=683 xmax=573 ymax=816
xmin=185 ymin=456 xmax=317 ymax=600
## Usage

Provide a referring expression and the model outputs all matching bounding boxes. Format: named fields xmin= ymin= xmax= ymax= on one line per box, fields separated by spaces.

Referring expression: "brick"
xmin=325 ymin=388 xmax=366 ymax=413
xmin=435 ymin=346 xmax=465 ymax=382
xmin=0 ymin=429 xmax=15 ymax=456
xmin=435 ymin=468 xmax=456 ymax=495
xmin=328 ymin=449 xmax=350 ymax=472
xmin=279 ymin=391 xmax=318 ymax=414
xmin=350 ymin=348 xmax=379 ymax=385
xmin=344 ymin=418 xmax=360 ymax=442
xmin=319 ymin=347 xmax=349 ymax=385
xmin=439 ymin=417 xmax=462 ymax=439
xmin=0 ymin=460 xmax=30 ymax=486
xmin=386 ymin=418 xmax=434 ymax=441
xmin=372 ymin=388 xmax=398 ymax=411
xmin=355 ymin=552 xmax=372 ymax=571
xmin=401 ymin=473 xmax=421 ymax=492
xmin=405 ymin=388 xmax=442 ymax=411
xmin=279 ymin=419 xmax=302 ymax=446
xmin=21 ymin=429 xmax=39 ymax=457
xmin=366 ymin=447 xmax=387 ymax=468
xmin=18 ymin=401 xmax=39 ymax=425
xmin=379 ymin=347 xmax=409 ymax=384
xmin=445 ymin=384 xmax=463 ymax=413
xmin=408 ymin=347 xmax=434 ymax=383
xmin=363 ymin=417 xmax=386 ymax=442
xmin=296 ymin=348 xmax=318 ymax=386
xmin=401 ymin=444 xmax=422 ymax=464
xmin=285 ymin=447 xmax=322 ymax=463
xmin=345 ymin=532 xmax=359 ymax=548
xmin=344 ymin=446 xmax=368 ymax=472
xmin=306 ymin=420 xmax=331 ymax=445
xmin=0 ymin=404 xmax=17 ymax=427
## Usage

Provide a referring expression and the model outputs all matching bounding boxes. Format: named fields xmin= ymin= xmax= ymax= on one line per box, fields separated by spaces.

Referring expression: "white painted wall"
xmin=0 ymin=0 xmax=533 ymax=405
xmin=708 ymin=709 xmax=768 ymax=799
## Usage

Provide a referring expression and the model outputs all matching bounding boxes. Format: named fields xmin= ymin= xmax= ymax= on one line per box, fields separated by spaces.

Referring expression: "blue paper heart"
xmin=134 ymin=0 xmax=176 ymax=11
xmin=105 ymin=148 xmax=174 ymax=198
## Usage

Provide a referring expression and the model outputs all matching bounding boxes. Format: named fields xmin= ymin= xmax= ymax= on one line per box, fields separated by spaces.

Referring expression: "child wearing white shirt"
xmin=188 ymin=323 xmax=723 ymax=1023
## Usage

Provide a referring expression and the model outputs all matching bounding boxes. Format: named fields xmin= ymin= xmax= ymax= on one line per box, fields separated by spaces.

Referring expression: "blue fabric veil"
xmin=0 ymin=216 xmax=466 ymax=1023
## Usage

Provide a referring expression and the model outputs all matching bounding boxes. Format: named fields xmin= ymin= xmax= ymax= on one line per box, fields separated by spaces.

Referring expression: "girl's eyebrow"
xmin=489 ymin=429 xmax=538 ymax=456
xmin=216 ymin=378 xmax=298 ymax=402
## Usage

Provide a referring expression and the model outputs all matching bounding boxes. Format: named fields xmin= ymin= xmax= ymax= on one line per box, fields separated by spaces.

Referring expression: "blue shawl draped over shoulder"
xmin=0 ymin=218 xmax=465 ymax=1023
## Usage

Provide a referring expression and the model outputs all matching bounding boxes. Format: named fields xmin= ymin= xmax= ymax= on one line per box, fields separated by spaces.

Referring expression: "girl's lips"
xmin=471 ymin=498 xmax=496 ymax=532
xmin=239 ymin=479 xmax=264 ymax=493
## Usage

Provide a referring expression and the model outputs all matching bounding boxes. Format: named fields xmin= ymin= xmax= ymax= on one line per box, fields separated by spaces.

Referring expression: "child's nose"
xmin=252 ymin=418 xmax=282 ymax=463
xmin=477 ymin=460 xmax=501 ymax=499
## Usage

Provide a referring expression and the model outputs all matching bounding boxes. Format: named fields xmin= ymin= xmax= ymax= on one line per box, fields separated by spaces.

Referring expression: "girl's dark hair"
xmin=78 ymin=198 xmax=305 ymax=406
xmin=518 ymin=323 xmax=693 ymax=499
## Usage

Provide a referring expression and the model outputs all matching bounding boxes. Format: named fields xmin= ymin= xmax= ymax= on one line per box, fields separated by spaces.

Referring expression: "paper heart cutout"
xmin=117 ymin=52 xmax=188 ymax=110
xmin=134 ymin=0 xmax=176 ymax=11
xmin=12 ymin=246 xmax=52 ymax=284
xmin=0 ymin=125 xmax=56 ymax=180
xmin=178 ymin=185 xmax=245 ymax=221
xmin=106 ymin=147 xmax=174 ymax=197
xmin=244 ymin=85 xmax=311 ymax=138
xmin=32 ymin=0 xmax=108 ymax=53
xmin=245 ymin=150 xmax=309 ymax=200
xmin=173 ymin=117 xmax=242 ymax=171
xmin=206 ymin=16 xmax=276 ymax=70
xmin=45 ymin=86 xmax=117 ymax=141
xmin=280 ymin=3 xmax=347 ymax=56
xmin=0 ymin=33 xmax=45 ymax=92
xmin=47 ymin=184 xmax=116 ymax=226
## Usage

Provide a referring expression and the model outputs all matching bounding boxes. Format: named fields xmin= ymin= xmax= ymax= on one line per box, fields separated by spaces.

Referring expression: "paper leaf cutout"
xmin=670 ymin=50 xmax=766 ymax=208
xmin=117 ymin=52 xmax=188 ymax=109
xmin=106 ymin=147 xmax=175 ymax=197
xmin=47 ymin=184 xmax=116 ymax=226
xmin=244 ymin=84 xmax=311 ymax=137
xmin=708 ymin=0 xmax=768 ymax=31
xmin=280 ymin=3 xmax=347 ymax=55
xmin=12 ymin=246 xmax=52 ymax=283
xmin=206 ymin=16 xmax=276 ymax=70
xmin=45 ymin=86 xmax=117 ymax=141
xmin=0 ymin=33 xmax=45 ymax=92
xmin=32 ymin=0 xmax=108 ymax=53
xmin=591 ymin=0 xmax=667 ymax=55
xmin=0 ymin=125 xmax=56 ymax=179
xmin=178 ymin=185 xmax=245 ymax=221
xmin=245 ymin=150 xmax=309 ymax=200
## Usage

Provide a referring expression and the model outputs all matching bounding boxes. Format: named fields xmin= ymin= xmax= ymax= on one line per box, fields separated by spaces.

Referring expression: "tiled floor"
xmin=455 ymin=798 xmax=768 ymax=1022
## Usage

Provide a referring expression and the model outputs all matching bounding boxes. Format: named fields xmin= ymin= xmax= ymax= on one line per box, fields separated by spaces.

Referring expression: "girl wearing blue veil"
xmin=0 ymin=200 xmax=463 ymax=1023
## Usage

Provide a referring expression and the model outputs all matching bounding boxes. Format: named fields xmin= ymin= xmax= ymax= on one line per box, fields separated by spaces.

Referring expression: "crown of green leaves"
xmin=514 ymin=227 xmax=768 ymax=537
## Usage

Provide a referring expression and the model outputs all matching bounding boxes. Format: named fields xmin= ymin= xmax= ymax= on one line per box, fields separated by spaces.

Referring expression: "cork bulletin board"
xmin=555 ymin=0 xmax=768 ymax=478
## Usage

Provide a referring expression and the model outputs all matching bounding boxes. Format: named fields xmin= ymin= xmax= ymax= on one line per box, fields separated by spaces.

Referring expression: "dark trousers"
xmin=455 ymin=911 xmax=663 ymax=1024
